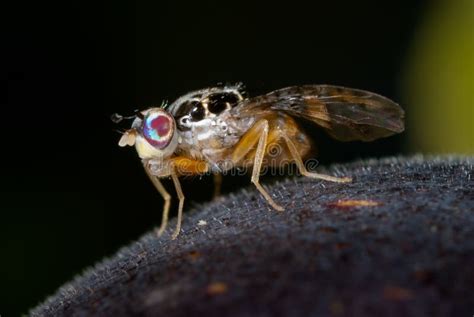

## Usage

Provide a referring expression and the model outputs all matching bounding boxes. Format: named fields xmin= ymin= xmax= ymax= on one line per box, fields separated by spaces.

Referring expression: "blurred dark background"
xmin=1 ymin=0 xmax=472 ymax=315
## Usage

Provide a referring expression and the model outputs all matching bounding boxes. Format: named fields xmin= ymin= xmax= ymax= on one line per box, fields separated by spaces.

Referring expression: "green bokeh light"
xmin=403 ymin=0 xmax=474 ymax=153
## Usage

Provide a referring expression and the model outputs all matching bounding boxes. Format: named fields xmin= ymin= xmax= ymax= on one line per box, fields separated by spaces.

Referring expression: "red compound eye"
xmin=142 ymin=110 xmax=174 ymax=149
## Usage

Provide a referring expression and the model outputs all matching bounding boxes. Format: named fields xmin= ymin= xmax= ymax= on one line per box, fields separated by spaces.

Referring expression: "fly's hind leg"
xmin=231 ymin=119 xmax=284 ymax=211
xmin=280 ymin=133 xmax=352 ymax=183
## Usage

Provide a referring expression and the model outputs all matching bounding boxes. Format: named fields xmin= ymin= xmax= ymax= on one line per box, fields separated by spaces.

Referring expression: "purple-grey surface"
xmin=30 ymin=156 xmax=474 ymax=316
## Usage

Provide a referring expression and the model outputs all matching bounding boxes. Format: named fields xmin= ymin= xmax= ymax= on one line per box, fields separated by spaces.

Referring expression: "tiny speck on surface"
xmin=30 ymin=156 xmax=474 ymax=317
xmin=383 ymin=285 xmax=415 ymax=301
xmin=327 ymin=199 xmax=381 ymax=208
xmin=206 ymin=282 xmax=229 ymax=296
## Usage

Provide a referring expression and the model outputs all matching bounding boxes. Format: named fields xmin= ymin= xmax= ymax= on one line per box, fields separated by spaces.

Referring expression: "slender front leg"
xmin=166 ymin=156 xmax=207 ymax=238
xmin=232 ymin=119 xmax=284 ymax=211
xmin=281 ymin=133 xmax=352 ymax=183
xmin=145 ymin=156 xmax=207 ymax=238
xmin=170 ymin=169 xmax=185 ymax=239
xmin=145 ymin=165 xmax=185 ymax=239
xmin=143 ymin=163 xmax=172 ymax=236
xmin=144 ymin=163 xmax=186 ymax=239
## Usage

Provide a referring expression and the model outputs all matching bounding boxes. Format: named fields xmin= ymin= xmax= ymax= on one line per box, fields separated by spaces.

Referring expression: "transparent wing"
xmin=231 ymin=85 xmax=405 ymax=141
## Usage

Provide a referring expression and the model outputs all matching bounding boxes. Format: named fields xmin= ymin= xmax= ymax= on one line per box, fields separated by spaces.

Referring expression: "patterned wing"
xmin=231 ymin=85 xmax=405 ymax=142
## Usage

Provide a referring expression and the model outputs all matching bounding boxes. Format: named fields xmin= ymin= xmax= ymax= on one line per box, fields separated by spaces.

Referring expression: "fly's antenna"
xmin=110 ymin=110 xmax=143 ymax=123
xmin=113 ymin=129 xmax=126 ymax=135
xmin=110 ymin=112 xmax=135 ymax=124
xmin=135 ymin=109 xmax=145 ymax=120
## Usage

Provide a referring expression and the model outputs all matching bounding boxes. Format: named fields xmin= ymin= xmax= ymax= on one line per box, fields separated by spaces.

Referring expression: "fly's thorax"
xmin=167 ymin=84 xmax=245 ymax=131
xmin=181 ymin=113 xmax=252 ymax=142
xmin=164 ymin=84 xmax=255 ymax=155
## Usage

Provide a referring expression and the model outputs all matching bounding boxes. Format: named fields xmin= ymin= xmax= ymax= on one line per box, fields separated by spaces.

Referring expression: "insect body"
xmin=117 ymin=84 xmax=404 ymax=239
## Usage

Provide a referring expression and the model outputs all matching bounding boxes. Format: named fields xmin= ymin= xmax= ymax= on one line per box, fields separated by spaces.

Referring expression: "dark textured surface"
xmin=30 ymin=156 xmax=474 ymax=317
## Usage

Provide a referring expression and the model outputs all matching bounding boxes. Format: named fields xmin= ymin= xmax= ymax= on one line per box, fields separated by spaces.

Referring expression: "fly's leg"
xmin=281 ymin=133 xmax=352 ymax=183
xmin=232 ymin=119 xmax=284 ymax=211
xmin=164 ymin=157 xmax=207 ymax=238
xmin=143 ymin=163 xmax=172 ymax=236
xmin=170 ymin=169 xmax=185 ymax=239
xmin=145 ymin=157 xmax=208 ymax=239
xmin=252 ymin=121 xmax=285 ymax=211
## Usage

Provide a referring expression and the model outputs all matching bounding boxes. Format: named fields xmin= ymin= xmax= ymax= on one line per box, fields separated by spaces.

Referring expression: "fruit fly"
xmin=115 ymin=84 xmax=404 ymax=239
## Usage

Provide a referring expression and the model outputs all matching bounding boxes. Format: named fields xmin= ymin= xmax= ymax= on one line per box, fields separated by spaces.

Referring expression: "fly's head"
xmin=118 ymin=108 xmax=178 ymax=160
xmin=115 ymin=83 xmax=247 ymax=161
